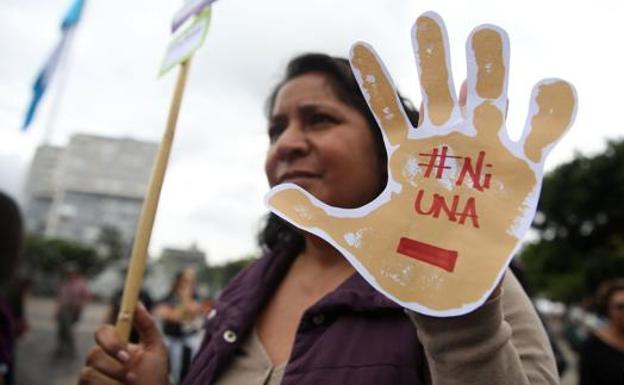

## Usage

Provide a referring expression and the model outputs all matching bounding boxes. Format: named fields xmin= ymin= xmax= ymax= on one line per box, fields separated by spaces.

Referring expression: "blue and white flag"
xmin=22 ymin=0 xmax=86 ymax=130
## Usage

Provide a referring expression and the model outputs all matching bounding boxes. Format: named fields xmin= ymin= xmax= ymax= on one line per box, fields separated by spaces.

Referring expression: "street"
xmin=15 ymin=297 xmax=108 ymax=385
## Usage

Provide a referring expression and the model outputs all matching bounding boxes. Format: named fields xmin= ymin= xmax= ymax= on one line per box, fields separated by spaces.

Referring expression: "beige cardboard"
xmin=266 ymin=11 xmax=577 ymax=316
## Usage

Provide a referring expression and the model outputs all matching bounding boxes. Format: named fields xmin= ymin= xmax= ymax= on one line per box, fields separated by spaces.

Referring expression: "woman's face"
xmin=607 ymin=289 xmax=624 ymax=331
xmin=178 ymin=269 xmax=195 ymax=291
xmin=265 ymin=72 xmax=383 ymax=209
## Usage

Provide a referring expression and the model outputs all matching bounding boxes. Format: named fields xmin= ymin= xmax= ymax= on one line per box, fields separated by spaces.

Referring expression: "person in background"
xmin=53 ymin=266 xmax=91 ymax=359
xmin=104 ymin=264 xmax=155 ymax=344
xmin=579 ymin=279 xmax=624 ymax=385
xmin=105 ymin=287 xmax=154 ymax=344
xmin=564 ymin=295 xmax=604 ymax=353
xmin=0 ymin=192 xmax=24 ymax=385
xmin=154 ymin=268 xmax=204 ymax=384
xmin=3 ymin=278 xmax=30 ymax=343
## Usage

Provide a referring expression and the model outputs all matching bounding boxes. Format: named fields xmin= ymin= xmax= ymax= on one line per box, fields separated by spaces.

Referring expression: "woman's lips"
xmin=278 ymin=171 xmax=320 ymax=184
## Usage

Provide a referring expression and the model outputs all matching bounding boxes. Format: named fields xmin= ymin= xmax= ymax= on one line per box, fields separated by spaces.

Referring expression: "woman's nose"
xmin=275 ymin=124 xmax=310 ymax=161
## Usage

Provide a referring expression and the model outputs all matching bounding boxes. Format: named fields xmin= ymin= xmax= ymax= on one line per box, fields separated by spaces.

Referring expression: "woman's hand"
xmin=266 ymin=11 xmax=576 ymax=316
xmin=78 ymin=304 xmax=169 ymax=385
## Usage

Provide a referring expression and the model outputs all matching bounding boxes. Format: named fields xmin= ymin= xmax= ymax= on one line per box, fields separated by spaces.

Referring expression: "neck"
xmin=285 ymin=233 xmax=355 ymax=295
xmin=300 ymin=233 xmax=349 ymax=268
xmin=290 ymin=234 xmax=355 ymax=292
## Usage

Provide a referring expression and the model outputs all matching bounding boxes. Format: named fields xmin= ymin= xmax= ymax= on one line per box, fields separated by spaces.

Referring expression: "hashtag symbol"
xmin=419 ymin=146 xmax=452 ymax=179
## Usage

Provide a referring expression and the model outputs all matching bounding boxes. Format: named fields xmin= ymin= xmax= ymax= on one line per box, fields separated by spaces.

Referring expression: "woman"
xmin=79 ymin=45 xmax=559 ymax=385
xmin=579 ymin=279 xmax=624 ymax=385
xmin=154 ymin=268 xmax=204 ymax=384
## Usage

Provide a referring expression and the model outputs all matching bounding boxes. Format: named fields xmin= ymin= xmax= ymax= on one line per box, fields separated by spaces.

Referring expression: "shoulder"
xmin=579 ymin=332 xmax=617 ymax=368
xmin=582 ymin=329 xmax=624 ymax=356
xmin=580 ymin=332 xmax=602 ymax=351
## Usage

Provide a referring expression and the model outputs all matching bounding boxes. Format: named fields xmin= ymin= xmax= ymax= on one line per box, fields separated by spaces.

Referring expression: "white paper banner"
xmin=171 ymin=0 xmax=216 ymax=33
xmin=159 ymin=8 xmax=211 ymax=76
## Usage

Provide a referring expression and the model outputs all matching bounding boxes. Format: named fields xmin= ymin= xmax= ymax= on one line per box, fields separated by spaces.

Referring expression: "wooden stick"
xmin=115 ymin=59 xmax=192 ymax=341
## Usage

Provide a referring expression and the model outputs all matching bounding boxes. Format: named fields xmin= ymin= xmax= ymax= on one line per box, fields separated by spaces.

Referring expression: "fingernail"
xmin=126 ymin=371 xmax=137 ymax=382
xmin=117 ymin=350 xmax=130 ymax=362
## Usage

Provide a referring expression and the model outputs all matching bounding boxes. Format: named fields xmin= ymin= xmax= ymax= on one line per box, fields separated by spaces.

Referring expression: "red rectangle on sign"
xmin=396 ymin=237 xmax=458 ymax=272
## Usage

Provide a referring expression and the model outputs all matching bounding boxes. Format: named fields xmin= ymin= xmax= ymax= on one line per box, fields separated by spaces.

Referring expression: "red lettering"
xmin=433 ymin=194 xmax=459 ymax=222
xmin=413 ymin=189 xmax=479 ymax=228
xmin=419 ymin=146 xmax=454 ymax=179
xmin=456 ymin=151 xmax=492 ymax=191
xmin=414 ymin=189 xmax=435 ymax=215
xmin=457 ymin=197 xmax=480 ymax=228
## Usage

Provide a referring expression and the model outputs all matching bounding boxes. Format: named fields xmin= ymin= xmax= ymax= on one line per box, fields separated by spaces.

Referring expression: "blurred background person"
xmin=52 ymin=265 xmax=91 ymax=359
xmin=104 ymin=270 xmax=155 ymax=344
xmin=0 ymin=192 xmax=25 ymax=385
xmin=564 ymin=296 xmax=603 ymax=353
xmin=155 ymin=267 xmax=204 ymax=384
xmin=578 ymin=279 xmax=624 ymax=385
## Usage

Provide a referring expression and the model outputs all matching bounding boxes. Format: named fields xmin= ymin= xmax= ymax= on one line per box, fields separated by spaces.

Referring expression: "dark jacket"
xmin=183 ymin=249 xmax=430 ymax=385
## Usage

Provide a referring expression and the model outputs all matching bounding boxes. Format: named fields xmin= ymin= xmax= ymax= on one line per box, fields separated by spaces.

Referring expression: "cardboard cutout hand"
xmin=266 ymin=12 xmax=577 ymax=316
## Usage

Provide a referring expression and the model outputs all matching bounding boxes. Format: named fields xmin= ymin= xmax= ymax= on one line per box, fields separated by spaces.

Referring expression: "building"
xmin=155 ymin=244 xmax=209 ymax=297
xmin=158 ymin=244 xmax=208 ymax=280
xmin=23 ymin=134 xmax=158 ymax=250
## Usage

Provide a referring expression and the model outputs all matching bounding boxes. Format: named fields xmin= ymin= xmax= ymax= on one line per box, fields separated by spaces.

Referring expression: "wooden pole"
xmin=115 ymin=59 xmax=191 ymax=341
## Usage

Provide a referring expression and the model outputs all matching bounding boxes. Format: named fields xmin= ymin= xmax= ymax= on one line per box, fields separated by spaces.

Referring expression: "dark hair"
xmin=0 ymin=192 xmax=24 ymax=286
xmin=596 ymin=279 xmax=624 ymax=317
xmin=258 ymin=53 xmax=419 ymax=254
xmin=162 ymin=268 xmax=198 ymax=302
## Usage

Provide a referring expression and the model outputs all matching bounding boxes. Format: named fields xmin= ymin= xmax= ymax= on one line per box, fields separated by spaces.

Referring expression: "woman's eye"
xmin=268 ymin=124 xmax=285 ymax=142
xmin=309 ymin=113 xmax=337 ymax=126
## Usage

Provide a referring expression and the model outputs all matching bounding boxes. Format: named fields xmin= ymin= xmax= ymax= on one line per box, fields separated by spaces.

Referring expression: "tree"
xmin=96 ymin=225 xmax=127 ymax=263
xmin=22 ymin=235 xmax=103 ymax=294
xmin=520 ymin=139 xmax=624 ymax=301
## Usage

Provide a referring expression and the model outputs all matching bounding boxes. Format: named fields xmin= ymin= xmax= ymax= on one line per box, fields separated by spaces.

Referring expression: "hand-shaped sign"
xmin=266 ymin=12 xmax=577 ymax=316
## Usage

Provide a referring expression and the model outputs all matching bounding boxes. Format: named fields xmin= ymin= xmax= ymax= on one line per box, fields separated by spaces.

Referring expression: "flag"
xmin=61 ymin=0 xmax=85 ymax=30
xmin=22 ymin=0 xmax=86 ymax=130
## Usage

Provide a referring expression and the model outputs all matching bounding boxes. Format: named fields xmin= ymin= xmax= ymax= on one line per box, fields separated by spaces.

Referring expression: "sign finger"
xmin=413 ymin=12 xmax=458 ymax=128
xmin=522 ymin=80 xmax=577 ymax=163
xmin=350 ymin=43 xmax=411 ymax=146
xmin=466 ymin=25 xmax=509 ymax=138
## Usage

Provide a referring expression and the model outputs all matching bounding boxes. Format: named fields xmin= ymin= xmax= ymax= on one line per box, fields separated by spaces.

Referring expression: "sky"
xmin=0 ymin=0 xmax=622 ymax=264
